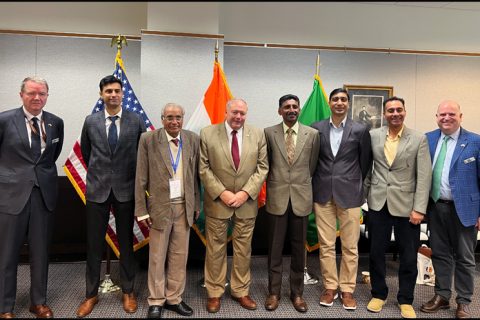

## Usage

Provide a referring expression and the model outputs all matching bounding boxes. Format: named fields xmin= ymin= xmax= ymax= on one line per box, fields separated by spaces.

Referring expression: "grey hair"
xmin=161 ymin=103 xmax=185 ymax=116
xmin=21 ymin=76 xmax=49 ymax=92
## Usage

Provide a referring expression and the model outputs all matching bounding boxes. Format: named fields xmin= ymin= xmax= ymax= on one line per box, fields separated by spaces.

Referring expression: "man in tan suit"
xmin=135 ymin=103 xmax=200 ymax=319
xmin=199 ymin=98 xmax=268 ymax=313
xmin=263 ymin=94 xmax=320 ymax=313
xmin=364 ymin=96 xmax=432 ymax=319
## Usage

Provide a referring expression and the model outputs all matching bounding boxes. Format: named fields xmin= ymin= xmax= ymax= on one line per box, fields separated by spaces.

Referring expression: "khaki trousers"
xmin=204 ymin=215 xmax=256 ymax=298
xmin=147 ymin=203 xmax=190 ymax=306
xmin=314 ymin=200 xmax=360 ymax=293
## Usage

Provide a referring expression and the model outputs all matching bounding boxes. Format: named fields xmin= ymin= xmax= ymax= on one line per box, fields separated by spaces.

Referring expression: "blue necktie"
xmin=431 ymin=136 xmax=450 ymax=202
xmin=31 ymin=117 xmax=41 ymax=162
xmin=108 ymin=116 xmax=119 ymax=153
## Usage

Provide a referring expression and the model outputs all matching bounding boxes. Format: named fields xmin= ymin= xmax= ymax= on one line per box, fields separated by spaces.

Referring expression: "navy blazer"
xmin=80 ymin=108 xmax=146 ymax=203
xmin=426 ymin=128 xmax=480 ymax=227
xmin=0 ymin=107 xmax=64 ymax=214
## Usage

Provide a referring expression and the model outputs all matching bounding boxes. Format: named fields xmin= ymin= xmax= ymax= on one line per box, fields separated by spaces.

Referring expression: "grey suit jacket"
xmin=134 ymin=128 xmax=200 ymax=229
xmin=264 ymin=122 xmax=320 ymax=216
xmin=81 ymin=109 xmax=146 ymax=203
xmin=0 ymin=107 xmax=64 ymax=214
xmin=311 ymin=118 xmax=372 ymax=208
xmin=364 ymin=126 xmax=432 ymax=217
xmin=199 ymin=122 xmax=268 ymax=219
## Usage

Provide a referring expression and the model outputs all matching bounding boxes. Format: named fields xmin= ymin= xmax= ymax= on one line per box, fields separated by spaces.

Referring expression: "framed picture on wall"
xmin=343 ymin=85 xmax=393 ymax=130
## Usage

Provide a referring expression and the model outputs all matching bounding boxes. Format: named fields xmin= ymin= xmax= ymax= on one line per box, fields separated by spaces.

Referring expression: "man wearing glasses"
xmin=0 ymin=77 xmax=64 ymax=318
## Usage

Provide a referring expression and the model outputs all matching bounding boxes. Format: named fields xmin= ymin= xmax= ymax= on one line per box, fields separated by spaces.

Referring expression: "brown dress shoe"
xmin=207 ymin=297 xmax=221 ymax=313
xmin=29 ymin=305 xmax=53 ymax=318
xmin=0 ymin=313 xmax=14 ymax=319
xmin=291 ymin=296 xmax=308 ymax=313
xmin=420 ymin=294 xmax=450 ymax=313
xmin=340 ymin=292 xmax=357 ymax=310
xmin=233 ymin=295 xmax=257 ymax=310
xmin=456 ymin=303 xmax=471 ymax=319
xmin=122 ymin=293 xmax=137 ymax=313
xmin=76 ymin=296 xmax=99 ymax=318
xmin=264 ymin=295 xmax=280 ymax=311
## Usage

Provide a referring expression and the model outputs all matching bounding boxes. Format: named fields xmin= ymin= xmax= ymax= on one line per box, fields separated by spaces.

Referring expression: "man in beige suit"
xmin=135 ymin=103 xmax=200 ymax=319
xmin=199 ymin=98 xmax=268 ymax=313
xmin=263 ymin=94 xmax=320 ymax=313
xmin=364 ymin=96 xmax=432 ymax=319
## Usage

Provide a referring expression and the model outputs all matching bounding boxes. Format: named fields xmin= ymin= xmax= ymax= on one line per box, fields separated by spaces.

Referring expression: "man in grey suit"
xmin=364 ymin=96 xmax=432 ymax=319
xmin=311 ymin=88 xmax=372 ymax=311
xmin=76 ymin=75 xmax=146 ymax=318
xmin=264 ymin=94 xmax=320 ymax=313
xmin=135 ymin=103 xmax=200 ymax=319
xmin=200 ymin=98 xmax=268 ymax=313
xmin=0 ymin=76 xmax=64 ymax=319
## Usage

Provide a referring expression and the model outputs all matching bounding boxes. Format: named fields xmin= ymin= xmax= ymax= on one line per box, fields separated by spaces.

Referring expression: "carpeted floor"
xmin=11 ymin=253 xmax=480 ymax=318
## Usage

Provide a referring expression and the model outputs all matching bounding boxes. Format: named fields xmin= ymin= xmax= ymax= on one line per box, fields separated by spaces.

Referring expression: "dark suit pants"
xmin=85 ymin=191 xmax=136 ymax=298
xmin=267 ymin=201 xmax=307 ymax=298
xmin=429 ymin=201 xmax=477 ymax=304
xmin=368 ymin=204 xmax=420 ymax=305
xmin=0 ymin=186 xmax=52 ymax=313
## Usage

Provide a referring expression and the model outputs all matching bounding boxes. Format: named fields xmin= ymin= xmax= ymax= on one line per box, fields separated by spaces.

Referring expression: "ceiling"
xmin=360 ymin=2 xmax=480 ymax=11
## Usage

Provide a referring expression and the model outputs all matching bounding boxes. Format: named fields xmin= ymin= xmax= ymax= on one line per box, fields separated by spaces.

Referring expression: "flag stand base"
xmin=98 ymin=274 xmax=121 ymax=293
xmin=303 ymin=267 xmax=319 ymax=285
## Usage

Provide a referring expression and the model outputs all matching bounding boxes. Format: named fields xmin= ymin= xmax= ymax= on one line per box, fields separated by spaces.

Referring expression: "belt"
xmin=437 ymin=199 xmax=454 ymax=205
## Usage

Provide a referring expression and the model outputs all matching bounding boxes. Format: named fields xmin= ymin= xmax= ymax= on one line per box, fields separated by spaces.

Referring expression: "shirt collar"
xmin=23 ymin=106 xmax=43 ymax=121
xmin=329 ymin=116 xmax=346 ymax=128
xmin=104 ymin=108 xmax=122 ymax=120
xmin=386 ymin=125 xmax=405 ymax=139
xmin=225 ymin=120 xmax=243 ymax=136
xmin=165 ymin=130 xmax=181 ymax=142
xmin=282 ymin=121 xmax=299 ymax=134
xmin=440 ymin=127 xmax=460 ymax=141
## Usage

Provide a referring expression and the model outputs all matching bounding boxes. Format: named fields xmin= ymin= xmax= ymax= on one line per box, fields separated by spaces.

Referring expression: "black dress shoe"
xmin=165 ymin=301 xmax=193 ymax=316
xmin=147 ymin=305 xmax=163 ymax=319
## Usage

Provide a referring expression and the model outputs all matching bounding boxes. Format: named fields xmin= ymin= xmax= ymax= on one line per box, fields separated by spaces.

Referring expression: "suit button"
xmin=389 ymin=168 xmax=392 ymax=171
xmin=387 ymin=183 xmax=391 ymax=186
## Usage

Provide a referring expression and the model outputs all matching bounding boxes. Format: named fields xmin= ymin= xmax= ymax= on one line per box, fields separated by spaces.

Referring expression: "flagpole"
xmin=97 ymin=34 xmax=129 ymax=294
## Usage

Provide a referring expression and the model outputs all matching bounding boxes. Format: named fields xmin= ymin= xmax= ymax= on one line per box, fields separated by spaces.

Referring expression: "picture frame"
xmin=343 ymin=85 xmax=394 ymax=130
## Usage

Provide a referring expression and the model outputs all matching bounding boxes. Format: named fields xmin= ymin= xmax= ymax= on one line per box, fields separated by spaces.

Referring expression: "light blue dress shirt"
xmin=432 ymin=127 xmax=460 ymax=200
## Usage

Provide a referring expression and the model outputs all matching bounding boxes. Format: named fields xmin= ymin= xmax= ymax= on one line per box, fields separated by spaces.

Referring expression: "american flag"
xmin=63 ymin=50 xmax=154 ymax=257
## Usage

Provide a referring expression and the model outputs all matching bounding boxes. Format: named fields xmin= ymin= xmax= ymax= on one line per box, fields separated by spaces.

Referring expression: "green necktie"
xmin=431 ymin=136 xmax=450 ymax=202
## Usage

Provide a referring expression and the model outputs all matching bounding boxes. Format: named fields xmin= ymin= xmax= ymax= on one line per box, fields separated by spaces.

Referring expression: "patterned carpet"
xmin=11 ymin=253 xmax=480 ymax=318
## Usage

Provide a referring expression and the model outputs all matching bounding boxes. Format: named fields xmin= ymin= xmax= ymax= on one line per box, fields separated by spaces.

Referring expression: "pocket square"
xmin=52 ymin=138 xmax=60 ymax=143
xmin=463 ymin=157 xmax=476 ymax=164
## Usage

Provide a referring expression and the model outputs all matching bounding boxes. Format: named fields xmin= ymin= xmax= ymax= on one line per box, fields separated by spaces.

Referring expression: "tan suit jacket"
xmin=199 ymin=122 xmax=268 ymax=219
xmin=264 ymin=122 xmax=320 ymax=216
xmin=364 ymin=126 xmax=432 ymax=217
xmin=134 ymin=128 xmax=200 ymax=229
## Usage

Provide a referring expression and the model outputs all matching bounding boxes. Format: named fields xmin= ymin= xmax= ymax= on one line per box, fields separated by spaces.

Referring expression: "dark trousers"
xmin=368 ymin=204 xmax=420 ymax=304
xmin=267 ymin=200 xmax=307 ymax=298
xmin=428 ymin=201 xmax=477 ymax=304
xmin=0 ymin=186 xmax=53 ymax=313
xmin=85 ymin=191 xmax=136 ymax=298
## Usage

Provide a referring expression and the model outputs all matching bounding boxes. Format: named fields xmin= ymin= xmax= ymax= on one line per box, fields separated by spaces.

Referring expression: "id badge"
xmin=169 ymin=178 xmax=182 ymax=199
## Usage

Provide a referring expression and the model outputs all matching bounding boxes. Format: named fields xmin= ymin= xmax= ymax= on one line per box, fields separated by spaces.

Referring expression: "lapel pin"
xmin=48 ymin=123 xmax=52 ymax=127
xmin=460 ymin=144 xmax=466 ymax=147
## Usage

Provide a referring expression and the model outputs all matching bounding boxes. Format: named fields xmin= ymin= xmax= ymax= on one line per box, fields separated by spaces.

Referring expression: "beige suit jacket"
xmin=264 ymin=122 xmax=320 ymax=216
xmin=364 ymin=126 xmax=432 ymax=217
xmin=134 ymin=128 xmax=200 ymax=229
xmin=199 ymin=122 xmax=268 ymax=219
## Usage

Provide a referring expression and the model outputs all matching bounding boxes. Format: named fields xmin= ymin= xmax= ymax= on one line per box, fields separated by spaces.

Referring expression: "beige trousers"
xmin=204 ymin=215 xmax=256 ymax=298
xmin=314 ymin=200 xmax=360 ymax=293
xmin=147 ymin=203 xmax=190 ymax=306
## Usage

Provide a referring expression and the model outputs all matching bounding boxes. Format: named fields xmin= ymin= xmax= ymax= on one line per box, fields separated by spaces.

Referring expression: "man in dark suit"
xmin=311 ymin=88 xmax=372 ymax=311
xmin=263 ymin=94 xmax=320 ymax=313
xmin=0 ymin=76 xmax=64 ymax=319
xmin=76 ymin=75 xmax=146 ymax=318
xmin=420 ymin=100 xmax=480 ymax=319
xmin=135 ymin=103 xmax=200 ymax=319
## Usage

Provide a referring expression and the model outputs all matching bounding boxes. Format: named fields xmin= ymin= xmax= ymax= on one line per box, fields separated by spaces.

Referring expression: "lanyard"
xmin=168 ymin=138 xmax=182 ymax=174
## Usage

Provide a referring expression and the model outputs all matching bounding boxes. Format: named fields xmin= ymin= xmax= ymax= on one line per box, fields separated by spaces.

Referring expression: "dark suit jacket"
xmin=264 ymin=122 xmax=320 ymax=216
xmin=426 ymin=128 xmax=480 ymax=227
xmin=134 ymin=128 xmax=201 ymax=229
xmin=81 ymin=109 xmax=146 ymax=203
xmin=0 ymin=107 xmax=64 ymax=214
xmin=311 ymin=118 xmax=372 ymax=209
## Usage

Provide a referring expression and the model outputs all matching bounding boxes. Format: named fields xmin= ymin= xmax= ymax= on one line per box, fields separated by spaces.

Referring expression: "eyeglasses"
xmin=24 ymin=92 xmax=49 ymax=98
xmin=163 ymin=115 xmax=183 ymax=122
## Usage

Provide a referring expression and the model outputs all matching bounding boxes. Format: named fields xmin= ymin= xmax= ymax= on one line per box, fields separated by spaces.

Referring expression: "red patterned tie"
xmin=231 ymin=130 xmax=240 ymax=170
xmin=171 ymin=138 xmax=179 ymax=147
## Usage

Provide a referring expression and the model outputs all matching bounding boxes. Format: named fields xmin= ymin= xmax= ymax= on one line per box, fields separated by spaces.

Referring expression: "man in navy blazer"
xmin=76 ymin=75 xmax=146 ymax=318
xmin=420 ymin=100 xmax=480 ymax=319
xmin=0 ymin=77 xmax=64 ymax=318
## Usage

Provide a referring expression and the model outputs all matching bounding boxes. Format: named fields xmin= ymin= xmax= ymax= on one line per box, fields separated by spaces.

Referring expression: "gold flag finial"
xmin=111 ymin=34 xmax=128 ymax=50
xmin=215 ymin=40 xmax=219 ymax=63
